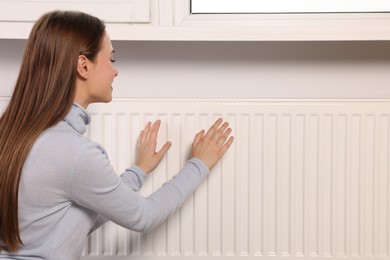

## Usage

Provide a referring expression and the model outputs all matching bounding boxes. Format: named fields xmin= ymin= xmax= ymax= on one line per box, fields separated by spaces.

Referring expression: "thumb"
xmin=156 ymin=141 xmax=172 ymax=160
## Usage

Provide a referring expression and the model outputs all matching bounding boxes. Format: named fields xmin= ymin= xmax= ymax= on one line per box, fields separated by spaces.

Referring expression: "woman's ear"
xmin=77 ymin=55 xmax=89 ymax=79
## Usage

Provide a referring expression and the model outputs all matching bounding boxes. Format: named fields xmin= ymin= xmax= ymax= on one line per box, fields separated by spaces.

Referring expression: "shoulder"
xmin=30 ymin=120 xmax=107 ymax=168
xmin=21 ymin=120 xmax=107 ymax=197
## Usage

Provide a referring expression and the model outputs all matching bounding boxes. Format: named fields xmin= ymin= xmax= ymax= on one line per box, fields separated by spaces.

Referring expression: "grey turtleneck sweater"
xmin=0 ymin=103 xmax=209 ymax=260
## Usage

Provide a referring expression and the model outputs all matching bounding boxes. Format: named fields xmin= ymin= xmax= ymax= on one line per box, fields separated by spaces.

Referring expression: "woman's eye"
xmin=110 ymin=59 xmax=116 ymax=63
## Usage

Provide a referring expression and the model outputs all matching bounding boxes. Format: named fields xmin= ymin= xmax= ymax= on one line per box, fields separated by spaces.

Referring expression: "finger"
xmin=142 ymin=121 xmax=152 ymax=142
xmin=193 ymin=129 xmax=205 ymax=147
xmin=150 ymin=120 xmax=161 ymax=142
xmin=146 ymin=121 xmax=161 ymax=150
xmin=204 ymin=118 xmax=223 ymax=140
xmin=213 ymin=122 xmax=229 ymax=142
xmin=217 ymin=127 xmax=232 ymax=147
xmin=221 ymin=136 xmax=234 ymax=154
xmin=139 ymin=121 xmax=151 ymax=145
xmin=143 ymin=121 xmax=151 ymax=131
xmin=138 ymin=130 xmax=144 ymax=147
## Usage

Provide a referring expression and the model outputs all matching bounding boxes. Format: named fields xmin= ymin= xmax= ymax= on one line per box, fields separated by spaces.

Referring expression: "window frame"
xmin=167 ymin=0 xmax=390 ymax=40
xmin=190 ymin=0 xmax=390 ymax=14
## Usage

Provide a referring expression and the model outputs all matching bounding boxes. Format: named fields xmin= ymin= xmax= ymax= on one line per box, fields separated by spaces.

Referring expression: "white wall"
xmin=1 ymin=39 xmax=390 ymax=99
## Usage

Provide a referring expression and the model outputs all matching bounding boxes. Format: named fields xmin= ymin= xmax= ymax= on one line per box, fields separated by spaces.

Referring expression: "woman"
xmin=0 ymin=10 xmax=233 ymax=259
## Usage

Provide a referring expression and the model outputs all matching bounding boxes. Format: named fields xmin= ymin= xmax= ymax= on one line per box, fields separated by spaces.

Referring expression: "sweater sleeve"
xmin=69 ymin=141 xmax=209 ymax=232
xmin=120 ymin=165 xmax=148 ymax=192
xmin=88 ymin=165 xmax=148 ymax=233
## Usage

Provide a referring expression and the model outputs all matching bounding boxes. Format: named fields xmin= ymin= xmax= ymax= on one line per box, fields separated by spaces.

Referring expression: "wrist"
xmin=134 ymin=163 xmax=150 ymax=174
xmin=190 ymin=157 xmax=210 ymax=171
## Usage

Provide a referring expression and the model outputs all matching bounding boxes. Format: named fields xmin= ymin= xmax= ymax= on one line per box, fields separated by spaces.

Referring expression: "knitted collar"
xmin=63 ymin=103 xmax=91 ymax=134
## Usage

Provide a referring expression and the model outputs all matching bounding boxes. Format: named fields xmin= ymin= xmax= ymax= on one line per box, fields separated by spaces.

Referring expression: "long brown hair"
xmin=0 ymin=10 xmax=105 ymax=252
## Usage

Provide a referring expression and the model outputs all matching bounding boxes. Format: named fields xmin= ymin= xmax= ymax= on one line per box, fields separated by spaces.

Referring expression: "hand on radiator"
xmin=135 ymin=120 xmax=172 ymax=174
xmin=191 ymin=118 xmax=234 ymax=169
xmin=134 ymin=118 xmax=234 ymax=173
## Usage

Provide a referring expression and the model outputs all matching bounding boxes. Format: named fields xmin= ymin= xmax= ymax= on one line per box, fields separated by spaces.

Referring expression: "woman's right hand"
xmin=191 ymin=118 xmax=234 ymax=169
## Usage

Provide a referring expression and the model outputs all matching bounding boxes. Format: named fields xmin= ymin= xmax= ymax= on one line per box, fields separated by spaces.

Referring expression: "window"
xmin=191 ymin=0 xmax=390 ymax=14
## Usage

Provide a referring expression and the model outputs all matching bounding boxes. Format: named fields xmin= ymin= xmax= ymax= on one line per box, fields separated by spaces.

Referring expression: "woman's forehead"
xmin=102 ymin=33 xmax=114 ymax=52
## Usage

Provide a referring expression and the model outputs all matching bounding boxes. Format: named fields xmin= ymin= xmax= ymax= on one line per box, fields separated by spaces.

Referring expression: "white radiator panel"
xmin=0 ymin=98 xmax=389 ymax=259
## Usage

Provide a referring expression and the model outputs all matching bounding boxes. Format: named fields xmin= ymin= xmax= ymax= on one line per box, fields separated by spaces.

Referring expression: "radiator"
xmin=1 ymin=98 xmax=389 ymax=259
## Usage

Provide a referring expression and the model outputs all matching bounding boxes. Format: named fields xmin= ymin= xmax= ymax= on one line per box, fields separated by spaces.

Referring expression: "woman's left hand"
xmin=135 ymin=120 xmax=172 ymax=174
